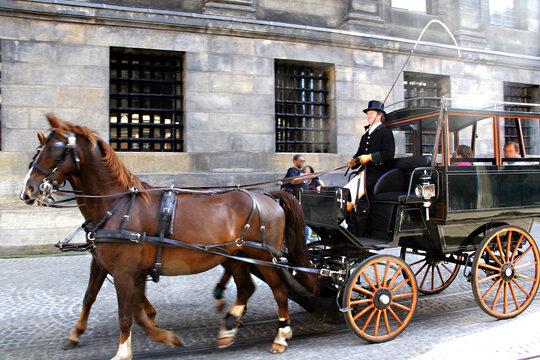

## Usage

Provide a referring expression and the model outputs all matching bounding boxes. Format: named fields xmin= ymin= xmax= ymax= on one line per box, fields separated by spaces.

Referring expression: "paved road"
xmin=1 ymin=239 xmax=540 ymax=359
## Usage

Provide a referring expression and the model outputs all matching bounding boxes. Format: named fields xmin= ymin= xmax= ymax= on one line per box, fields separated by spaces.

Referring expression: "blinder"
xmin=50 ymin=141 xmax=67 ymax=160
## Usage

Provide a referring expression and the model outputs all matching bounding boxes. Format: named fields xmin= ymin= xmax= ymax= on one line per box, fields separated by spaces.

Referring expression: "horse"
xmin=20 ymin=115 xmax=318 ymax=360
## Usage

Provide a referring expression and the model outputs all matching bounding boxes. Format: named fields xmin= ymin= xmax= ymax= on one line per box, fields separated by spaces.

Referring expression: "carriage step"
xmin=355 ymin=237 xmax=390 ymax=249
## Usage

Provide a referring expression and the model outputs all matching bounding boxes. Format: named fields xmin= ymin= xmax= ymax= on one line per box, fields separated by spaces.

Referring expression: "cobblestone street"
xmin=1 ymin=233 xmax=540 ymax=360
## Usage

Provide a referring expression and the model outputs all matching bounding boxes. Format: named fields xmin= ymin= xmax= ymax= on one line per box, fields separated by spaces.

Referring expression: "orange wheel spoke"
xmin=353 ymin=304 xmax=374 ymax=321
xmin=392 ymin=292 xmax=414 ymax=300
xmin=361 ymin=308 xmax=377 ymax=332
xmin=373 ymin=263 xmax=381 ymax=288
xmin=482 ymin=279 xmax=501 ymax=300
xmin=350 ymin=298 xmax=373 ymax=306
xmin=387 ymin=266 xmax=403 ymax=288
xmin=431 ymin=264 xmax=435 ymax=290
xmin=363 ymin=272 xmax=377 ymax=291
xmin=514 ymin=262 xmax=537 ymax=271
xmin=485 ymin=247 xmax=503 ymax=267
xmin=436 ymin=266 xmax=445 ymax=286
xmin=353 ymin=285 xmax=374 ymax=296
xmin=512 ymin=279 xmax=529 ymax=296
xmin=441 ymin=263 xmax=453 ymax=273
xmin=373 ymin=310 xmax=381 ymax=337
xmin=506 ymin=231 xmax=512 ymax=263
xmin=414 ymin=262 xmax=429 ymax=277
xmin=391 ymin=278 xmax=410 ymax=293
xmin=382 ymin=261 xmax=390 ymax=287
xmin=387 ymin=306 xmax=403 ymax=325
xmin=510 ymin=235 xmax=525 ymax=262
xmin=496 ymin=235 xmax=506 ymax=263
xmin=419 ymin=265 xmax=431 ymax=288
xmin=478 ymin=262 xmax=500 ymax=272
xmin=478 ymin=273 xmax=500 ymax=284
xmin=391 ymin=301 xmax=411 ymax=313
xmin=508 ymin=282 xmax=520 ymax=310
xmin=409 ymin=259 xmax=425 ymax=267
xmin=503 ymin=282 xmax=508 ymax=314
xmin=383 ymin=310 xmax=391 ymax=335
xmin=491 ymin=281 xmax=504 ymax=310
xmin=515 ymin=273 xmax=536 ymax=282
xmin=514 ymin=246 xmax=533 ymax=265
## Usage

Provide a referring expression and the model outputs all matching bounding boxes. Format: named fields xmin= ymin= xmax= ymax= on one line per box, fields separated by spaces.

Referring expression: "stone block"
xmin=2 ymin=129 xmax=50 ymax=151
xmin=79 ymin=109 xmax=109 ymax=131
xmin=231 ymin=94 xmax=273 ymax=115
xmin=56 ymin=87 xmax=107 ymax=109
xmin=86 ymin=26 xmax=124 ymax=47
xmin=29 ymin=19 xmax=57 ymax=42
xmin=253 ymin=76 xmax=275 ymax=95
xmin=31 ymin=63 xmax=85 ymax=86
xmin=230 ymin=133 xmax=274 ymax=152
xmin=186 ymin=132 xmax=231 ymax=152
xmin=121 ymin=28 xmax=177 ymax=50
xmin=335 ymin=80 xmax=354 ymax=100
xmin=29 ymin=108 xmax=82 ymax=129
xmin=173 ymin=33 xmax=209 ymax=53
xmin=83 ymin=66 xmax=110 ymax=88
xmin=352 ymin=50 xmax=384 ymax=68
xmin=211 ymin=73 xmax=254 ymax=94
xmin=2 ymin=85 xmax=56 ymax=107
xmin=184 ymin=53 xmax=208 ymax=72
xmin=0 ymin=17 xmax=31 ymax=41
xmin=208 ymin=54 xmax=233 ymax=72
xmin=185 ymin=112 xmax=210 ymax=132
xmin=3 ymin=40 xmax=57 ymax=63
xmin=336 ymin=99 xmax=363 ymax=118
xmin=185 ymin=92 xmax=232 ymax=113
xmin=255 ymin=40 xmax=287 ymax=59
xmin=185 ymin=71 xmax=211 ymax=92
xmin=209 ymin=113 xmax=230 ymax=132
xmin=227 ymin=114 xmax=274 ymax=134
xmin=0 ymin=107 xmax=30 ymax=129
xmin=232 ymin=55 xmax=273 ymax=75
xmin=54 ymin=22 xmax=86 ymax=44
xmin=1 ymin=61 xmax=31 ymax=84
xmin=57 ymin=44 xmax=108 ymax=66
xmin=210 ymin=36 xmax=255 ymax=56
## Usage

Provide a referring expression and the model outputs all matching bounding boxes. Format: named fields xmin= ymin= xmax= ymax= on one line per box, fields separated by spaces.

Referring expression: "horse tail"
xmin=271 ymin=190 xmax=319 ymax=294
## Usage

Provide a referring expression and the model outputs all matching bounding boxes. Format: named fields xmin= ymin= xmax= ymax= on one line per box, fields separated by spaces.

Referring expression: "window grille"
xmin=489 ymin=0 xmax=517 ymax=28
xmin=504 ymin=82 xmax=539 ymax=153
xmin=404 ymin=72 xmax=450 ymax=154
xmin=109 ymin=48 xmax=184 ymax=152
xmin=275 ymin=61 xmax=330 ymax=153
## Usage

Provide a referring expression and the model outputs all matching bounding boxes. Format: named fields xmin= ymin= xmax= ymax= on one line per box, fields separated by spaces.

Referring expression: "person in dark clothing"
xmin=347 ymin=100 xmax=395 ymax=198
xmin=303 ymin=165 xmax=325 ymax=191
xmin=281 ymin=154 xmax=309 ymax=199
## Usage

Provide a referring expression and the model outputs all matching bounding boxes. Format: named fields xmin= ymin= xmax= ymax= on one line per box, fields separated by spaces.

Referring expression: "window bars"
xmin=504 ymin=82 xmax=539 ymax=153
xmin=275 ymin=62 xmax=330 ymax=153
xmin=109 ymin=48 xmax=184 ymax=152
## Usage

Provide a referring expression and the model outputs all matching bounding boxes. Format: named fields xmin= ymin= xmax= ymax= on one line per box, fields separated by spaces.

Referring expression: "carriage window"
xmin=450 ymin=117 xmax=496 ymax=165
xmin=109 ymin=48 xmax=184 ymax=152
xmin=500 ymin=117 xmax=540 ymax=163
xmin=275 ymin=61 xmax=333 ymax=153
xmin=392 ymin=123 xmax=417 ymax=157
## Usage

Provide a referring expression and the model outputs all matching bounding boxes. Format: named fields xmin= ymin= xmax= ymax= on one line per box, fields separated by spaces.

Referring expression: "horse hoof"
xmin=171 ymin=333 xmax=183 ymax=347
xmin=214 ymin=299 xmax=225 ymax=312
xmin=62 ymin=339 xmax=79 ymax=350
xmin=269 ymin=343 xmax=287 ymax=354
xmin=216 ymin=337 xmax=234 ymax=349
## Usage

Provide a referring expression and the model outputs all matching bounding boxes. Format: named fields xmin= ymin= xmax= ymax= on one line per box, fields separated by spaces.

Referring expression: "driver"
xmin=346 ymin=100 xmax=395 ymax=212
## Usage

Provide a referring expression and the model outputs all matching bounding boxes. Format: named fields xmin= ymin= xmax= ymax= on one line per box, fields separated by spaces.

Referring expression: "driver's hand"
xmin=359 ymin=154 xmax=373 ymax=165
xmin=347 ymin=158 xmax=358 ymax=168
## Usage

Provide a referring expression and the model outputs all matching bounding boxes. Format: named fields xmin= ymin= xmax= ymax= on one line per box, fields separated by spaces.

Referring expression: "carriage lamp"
xmin=415 ymin=170 xmax=435 ymax=221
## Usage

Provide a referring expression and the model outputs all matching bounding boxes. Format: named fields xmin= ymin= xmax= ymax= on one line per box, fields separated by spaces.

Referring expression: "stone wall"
xmin=0 ymin=0 xmax=538 ymax=253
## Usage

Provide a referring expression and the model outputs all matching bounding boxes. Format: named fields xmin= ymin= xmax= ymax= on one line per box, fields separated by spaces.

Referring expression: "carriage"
xmin=290 ymin=104 xmax=540 ymax=342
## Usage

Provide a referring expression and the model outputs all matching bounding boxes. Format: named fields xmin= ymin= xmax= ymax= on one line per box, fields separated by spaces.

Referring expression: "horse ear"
xmin=46 ymin=113 xmax=62 ymax=128
xmin=37 ymin=132 xmax=46 ymax=144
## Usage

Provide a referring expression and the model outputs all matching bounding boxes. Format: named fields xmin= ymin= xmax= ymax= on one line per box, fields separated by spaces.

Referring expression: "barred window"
xmin=403 ymin=72 xmax=450 ymax=154
xmin=391 ymin=0 xmax=427 ymax=13
xmin=489 ymin=0 xmax=517 ymax=28
xmin=109 ymin=48 xmax=184 ymax=152
xmin=504 ymin=82 xmax=539 ymax=153
xmin=275 ymin=61 xmax=331 ymax=153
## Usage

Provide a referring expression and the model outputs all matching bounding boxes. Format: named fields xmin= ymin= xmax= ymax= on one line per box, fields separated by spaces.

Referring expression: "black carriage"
xmin=296 ymin=105 xmax=540 ymax=342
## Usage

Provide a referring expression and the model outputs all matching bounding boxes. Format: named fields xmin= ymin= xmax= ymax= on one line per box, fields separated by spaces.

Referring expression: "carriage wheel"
xmin=342 ymin=255 xmax=417 ymax=343
xmin=400 ymin=248 xmax=461 ymax=294
xmin=471 ymin=226 xmax=540 ymax=319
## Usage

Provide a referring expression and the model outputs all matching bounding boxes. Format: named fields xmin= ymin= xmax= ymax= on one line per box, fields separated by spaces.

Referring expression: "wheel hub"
xmin=501 ymin=263 xmax=515 ymax=282
xmin=373 ymin=288 xmax=392 ymax=310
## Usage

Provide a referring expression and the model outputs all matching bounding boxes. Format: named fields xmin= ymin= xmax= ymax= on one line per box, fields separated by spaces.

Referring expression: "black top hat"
xmin=363 ymin=100 xmax=386 ymax=115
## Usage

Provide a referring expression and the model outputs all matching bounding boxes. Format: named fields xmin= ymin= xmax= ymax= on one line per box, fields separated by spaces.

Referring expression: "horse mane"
xmin=46 ymin=114 xmax=150 ymax=199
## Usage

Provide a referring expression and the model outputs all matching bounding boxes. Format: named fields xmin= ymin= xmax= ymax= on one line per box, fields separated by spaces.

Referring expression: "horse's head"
xmin=20 ymin=114 xmax=82 ymax=205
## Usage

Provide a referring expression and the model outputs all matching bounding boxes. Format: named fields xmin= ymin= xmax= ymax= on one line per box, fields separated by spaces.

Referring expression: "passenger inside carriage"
xmin=452 ymin=145 xmax=473 ymax=166
xmin=503 ymin=142 xmax=528 ymax=165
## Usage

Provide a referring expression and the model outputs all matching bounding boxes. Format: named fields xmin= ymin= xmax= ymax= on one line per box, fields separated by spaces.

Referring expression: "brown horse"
xmin=20 ymin=115 xmax=317 ymax=359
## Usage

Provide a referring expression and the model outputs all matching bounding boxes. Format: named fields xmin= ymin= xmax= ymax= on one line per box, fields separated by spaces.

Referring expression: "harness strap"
xmin=120 ymin=192 xmax=138 ymax=231
xmin=91 ymin=194 xmax=131 ymax=233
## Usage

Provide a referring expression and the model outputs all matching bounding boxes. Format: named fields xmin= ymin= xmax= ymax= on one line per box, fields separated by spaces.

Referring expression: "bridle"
xmin=28 ymin=130 xmax=81 ymax=198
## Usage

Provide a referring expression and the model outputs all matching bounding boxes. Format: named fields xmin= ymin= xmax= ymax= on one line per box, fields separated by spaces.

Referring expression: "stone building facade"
xmin=0 ymin=0 xmax=539 ymax=253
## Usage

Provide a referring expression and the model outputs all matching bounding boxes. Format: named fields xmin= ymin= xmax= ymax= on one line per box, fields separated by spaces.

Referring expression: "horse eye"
xmin=49 ymin=142 xmax=66 ymax=160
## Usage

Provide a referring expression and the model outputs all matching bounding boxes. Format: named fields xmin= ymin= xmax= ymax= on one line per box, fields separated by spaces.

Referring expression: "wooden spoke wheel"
xmin=400 ymin=248 xmax=462 ymax=294
xmin=471 ymin=226 xmax=540 ymax=319
xmin=342 ymin=255 xmax=418 ymax=343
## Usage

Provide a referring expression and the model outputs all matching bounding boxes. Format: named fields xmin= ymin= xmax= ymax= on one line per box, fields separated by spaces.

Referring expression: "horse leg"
xmin=142 ymin=295 xmax=157 ymax=326
xmin=214 ymin=265 xmax=232 ymax=312
xmin=217 ymin=261 xmax=255 ymax=349
xmin=64 ymin=256 xmax=107 ymax=349
xmin=111 ymin=275 xmax=136 ymax=360
xmin=133 ymin=282 xmax=182 ymax=347
xmin=254 ymin=266 xmax=292 ymax=354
